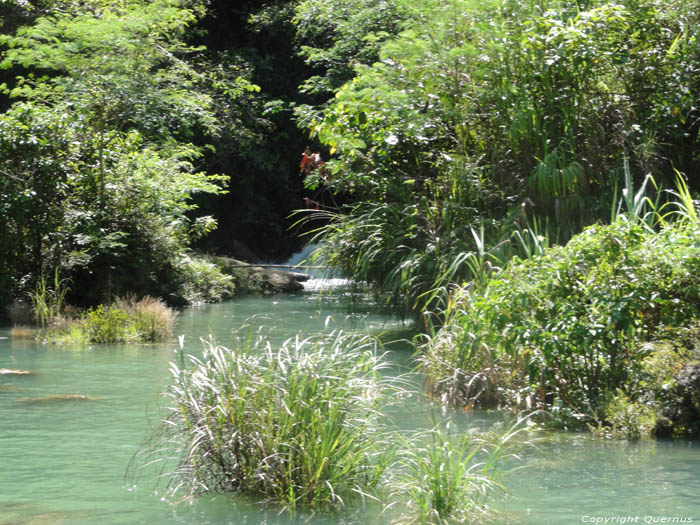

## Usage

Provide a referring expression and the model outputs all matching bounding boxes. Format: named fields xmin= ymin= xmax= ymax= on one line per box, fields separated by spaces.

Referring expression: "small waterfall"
xmin=276 ymin=243 xmax=350 ymax=291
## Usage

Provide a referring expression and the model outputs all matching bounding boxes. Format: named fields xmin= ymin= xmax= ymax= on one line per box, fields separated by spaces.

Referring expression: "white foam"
xmin=302 ymin=277 xmax=352 ymax=292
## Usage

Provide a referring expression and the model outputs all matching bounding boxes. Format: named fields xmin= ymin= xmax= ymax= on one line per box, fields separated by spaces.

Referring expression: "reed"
xmin=9 ymin=326 xmax=36 ymax=340
xmin=39 ymin=295 xmax=175 ymax=345
xmin=28 ymin=270 xmax=71 ymax=328
xmin=114 ymin=295 xmax=176 ymax=343
xmin=146 ymin=330 xmax=402 ymax=512
xmin=388 ymin=418 xmax=526 ymax=524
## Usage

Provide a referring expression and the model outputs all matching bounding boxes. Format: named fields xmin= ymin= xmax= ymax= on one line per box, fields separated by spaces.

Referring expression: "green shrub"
xmin=83 ymin=305 xmax=131 ymax=344
xmin=147 ymin=331 xmax=401 ymax=512
xmin=422 ymin=220 xmax=700 ymax=426
xmin=177 ymin=255 xmax=236 ymax=304
xmin=595 ymin=391 xmax=657 ymax=440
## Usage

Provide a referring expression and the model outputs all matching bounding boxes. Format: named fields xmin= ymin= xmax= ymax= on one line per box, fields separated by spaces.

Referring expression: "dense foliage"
xmin=2 ymin=0 xmax=699 ymax=443
xmin=422 ymin=218 xmax=700 ymax=431
xmin=301 ymin=0 xmax=700 ymax=316
xmin=0 ymin=0 xmax=240 ymax=310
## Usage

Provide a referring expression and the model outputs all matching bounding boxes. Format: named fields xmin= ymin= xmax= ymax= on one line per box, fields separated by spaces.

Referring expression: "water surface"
xmin=1 ymin=283 xmax=698 ymax=524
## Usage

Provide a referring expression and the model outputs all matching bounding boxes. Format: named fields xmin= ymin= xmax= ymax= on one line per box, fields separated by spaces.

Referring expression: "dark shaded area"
xmin=187 ymin=0 xmax=320 ymax=261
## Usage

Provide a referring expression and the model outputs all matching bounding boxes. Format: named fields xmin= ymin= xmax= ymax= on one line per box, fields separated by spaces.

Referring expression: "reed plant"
xmin=148 ymin=330 xmax=402 ymax=512
xmin=9 ymin=326 xmax=37 ymax=340
xmin=304 ymin=198 xmax=501 ymax=322
xmin=388 ymin=419 xmax=524 ymax=524
xmin=28 ymin=270 xmax=71 ymax=328
xmin=115 ymin=295 xmax=176 ymax=342
xmin=39 ymin=295 xmax=175 ymax=345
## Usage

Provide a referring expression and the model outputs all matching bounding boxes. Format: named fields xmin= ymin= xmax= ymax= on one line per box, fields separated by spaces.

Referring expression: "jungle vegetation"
xmin=2 ymin=0 xmax=700 ymax=517
xmin=1 ymin=0 xmax=698 ymax=448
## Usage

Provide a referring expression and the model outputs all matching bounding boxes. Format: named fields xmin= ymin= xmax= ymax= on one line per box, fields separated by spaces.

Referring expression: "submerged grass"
xmin=387 ymin=418 xmax=526 ymax=524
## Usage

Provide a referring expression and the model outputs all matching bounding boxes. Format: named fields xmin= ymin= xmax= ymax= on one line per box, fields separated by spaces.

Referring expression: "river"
xmin=1 ymin=279 xmax=699 ymax=524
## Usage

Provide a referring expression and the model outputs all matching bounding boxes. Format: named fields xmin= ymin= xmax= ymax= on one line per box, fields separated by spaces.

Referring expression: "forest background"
xmin=0 ymin=0 xmax=699 ymax=446
xmin=1 ymin=0 xmax=697 ymax=313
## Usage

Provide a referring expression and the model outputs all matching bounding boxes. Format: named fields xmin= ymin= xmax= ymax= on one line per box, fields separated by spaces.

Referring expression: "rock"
xmin=677 ymin=363 xmax=700 ymax=408
xmin=18 ymin=394 xmax=103 ymax=403
xmin=0 ymin=368 xmax=32 ymax=375
xmin=288 ymin=271 xmax=310 ymax=282
xmin=249 ymin=267 xmax=304 ymax=293
xmin=654 ymin=362 xmax=700 ymax=438
xmin=206 ymin=255 xmax=304 ymax=294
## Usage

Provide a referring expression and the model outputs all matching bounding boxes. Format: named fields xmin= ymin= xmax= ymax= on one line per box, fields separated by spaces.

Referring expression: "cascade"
xmin=275 ymin=243 xmax=350 ymax=291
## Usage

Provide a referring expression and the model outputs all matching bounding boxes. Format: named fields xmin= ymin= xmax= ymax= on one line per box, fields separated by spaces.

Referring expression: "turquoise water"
xmin=1 ymin=284 xmax=699 ymax=524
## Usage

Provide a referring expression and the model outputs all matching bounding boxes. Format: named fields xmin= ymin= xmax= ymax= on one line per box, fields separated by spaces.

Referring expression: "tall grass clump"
xmin=388 ymin=419 xmax=525 ymax=524
xmin=41 ymin=295 xmax=175 ymax=345
xmin=146 ymin=330 xmax=401 ymax=512
xmin=303 ymin=196 xmax=504 ymax=321
xmin=29 ymin=270 xmax=71 ymax=328
xmin=422 ymin=218 xmax=700 ymax=428
xmin=114 ymin=295 xmax=176 ymax=342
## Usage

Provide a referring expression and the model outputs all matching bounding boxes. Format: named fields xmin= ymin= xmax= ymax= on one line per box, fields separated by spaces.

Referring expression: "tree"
xmin=0 ymin=0 xmax=240 ymax=309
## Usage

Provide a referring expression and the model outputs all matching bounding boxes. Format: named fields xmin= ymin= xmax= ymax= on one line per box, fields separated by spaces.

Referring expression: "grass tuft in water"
xmin=388 ymin=418 xmax=526 ymax=524
xmin=148 ymin=329 xmax=402 ymax=512
xmin=42 ymin=295 xmax=175 ymax=345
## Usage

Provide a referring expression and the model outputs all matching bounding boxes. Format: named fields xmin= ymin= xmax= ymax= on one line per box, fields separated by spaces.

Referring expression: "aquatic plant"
xmin=9 ymin=326 xmax=36 ymax=340
xmin=38 ymin=295 xmax=175 ymax=345
xmin=83 ymin=305 xmax=130 ymax=344
xmin=28 ymin=271 xmax=71 ymax=329
xmin=388 ymin=419 xmax=525 ymax=524
xmin=147 ymin=330 xmax=401 ymax=512
xmin=114 ymin=295 xmax=176 ymax=343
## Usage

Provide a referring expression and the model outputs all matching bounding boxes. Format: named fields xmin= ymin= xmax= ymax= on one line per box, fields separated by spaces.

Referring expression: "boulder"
xmin=18 ymin=394 xmax=102 ymax=403
xmin=677 ymin=363 xmax=700 ymax=409
xmin=206 ymin=255 xmax=304 ymax=294
xmin=655 ymin=362 xmax=700 ymax=437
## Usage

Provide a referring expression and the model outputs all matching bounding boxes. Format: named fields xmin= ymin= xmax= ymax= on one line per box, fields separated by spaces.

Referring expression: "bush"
xmin=144 ymin=330 xmax=400 ymax=512
xmin=41 ymin=295 xmax=175 ymax=345
xmin=176 ymin=255 xmax=236 ymax=304
xmin=422 ymin=220 xmax=700 ymax=427
xmin=594 ymin=391 xmax=657 ymax=440
xmin=83 ymin=305 xmax=131 ymax=344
